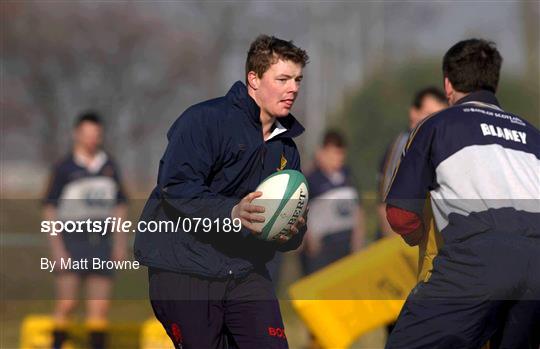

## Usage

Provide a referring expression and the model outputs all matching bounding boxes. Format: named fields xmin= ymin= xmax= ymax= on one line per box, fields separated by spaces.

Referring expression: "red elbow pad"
xmin=386 ymin=205 xmax=422 ymax=236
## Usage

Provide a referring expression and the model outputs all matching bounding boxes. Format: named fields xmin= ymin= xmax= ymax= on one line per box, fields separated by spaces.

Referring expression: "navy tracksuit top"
xmin=134 ymin=81 xmax=307 ymax=278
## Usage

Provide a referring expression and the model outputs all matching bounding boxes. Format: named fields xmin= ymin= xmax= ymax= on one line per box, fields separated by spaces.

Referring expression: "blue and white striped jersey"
xmin=44 ymin=151 xmax=127 ymax=220
xmin=306 ymin=167 xmax=360 ymax=239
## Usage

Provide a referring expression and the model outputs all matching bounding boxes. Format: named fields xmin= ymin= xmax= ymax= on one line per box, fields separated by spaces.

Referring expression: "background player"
xmin=377 ymin=87 xmax=447 ymax=239
xmin=302 ymin=130 xmax=366 ymax=274
xmin=43 ymin=112 xmax=128 ymax=349
xmin=376 ymin=87 xmax=447 ymax=339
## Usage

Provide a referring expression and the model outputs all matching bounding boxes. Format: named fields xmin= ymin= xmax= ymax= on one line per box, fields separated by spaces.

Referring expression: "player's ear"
xmin=444 ymin=77 xmax=453 ymax=101
xmin=247 ymin=71 xmax=260 ymax=90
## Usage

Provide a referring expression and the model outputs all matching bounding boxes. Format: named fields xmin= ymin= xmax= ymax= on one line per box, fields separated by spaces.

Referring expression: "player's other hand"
xmin=231 ymin=191 xmax=266 ymax=236
xmin=276 ymin=207 xmax=308 ymax=244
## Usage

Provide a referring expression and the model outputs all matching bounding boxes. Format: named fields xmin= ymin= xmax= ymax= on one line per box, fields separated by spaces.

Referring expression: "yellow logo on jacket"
xmin=277 ymin=154 xmax=287 ymax=171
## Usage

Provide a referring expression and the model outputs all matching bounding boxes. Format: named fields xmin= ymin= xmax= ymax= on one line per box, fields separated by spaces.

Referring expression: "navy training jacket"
xmin=134 ymin=81 xmax=307 ymax=278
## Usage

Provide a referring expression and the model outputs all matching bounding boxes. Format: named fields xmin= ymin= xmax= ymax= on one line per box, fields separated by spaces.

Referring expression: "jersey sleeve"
xmin=42 ymin=162 xmax=65 ymax=207
xmin=157 ymin=107 xmax=237 ymax=222
xmin=386 ymin=204 xmax=422 ymax=236
xmin=306 ymin=170 xmax=320 ymax=199
xmin=384 ymin=118 xmax=437 ymax=216
xmin=110 ymin=160 xmax=128 ymax=204
xmin=377 ymin=142 xmax=393 ymax=202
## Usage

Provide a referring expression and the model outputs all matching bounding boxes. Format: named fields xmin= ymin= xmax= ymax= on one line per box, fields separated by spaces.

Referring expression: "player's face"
xmin=409 ymin=96 xmax=447 ymax=129
xmin=254 ymin=59 xmax=303 ymax=118
xmin=74 ymin=122 xmax=103 ymax=153
xmin=319 ymin=145 xmax=346 ymax=172
xmin=419 ymin=96 xmax=447 ymax=117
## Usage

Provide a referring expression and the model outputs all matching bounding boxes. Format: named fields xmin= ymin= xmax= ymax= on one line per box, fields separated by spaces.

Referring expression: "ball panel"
xmin=267 ymin=183 xmax=308 ymax=240
xmin=251 ymin=170 xmax=309 ymax=241
xmin=251 ymin=173 xmax=290 ymax=239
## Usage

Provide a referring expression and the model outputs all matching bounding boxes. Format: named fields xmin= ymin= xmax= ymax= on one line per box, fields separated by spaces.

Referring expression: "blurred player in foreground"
xmin=43 ymin=112 xmax=128 ymax=349
xmin=134 ymin=35 xmax=309 ymax=349
xmin=385 ymin=39 xmax=540 ymax=348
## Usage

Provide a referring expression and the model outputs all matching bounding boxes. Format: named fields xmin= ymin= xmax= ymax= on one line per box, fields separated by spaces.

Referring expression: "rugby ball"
xmin=252 ymin=170 xmax=309 ymax=241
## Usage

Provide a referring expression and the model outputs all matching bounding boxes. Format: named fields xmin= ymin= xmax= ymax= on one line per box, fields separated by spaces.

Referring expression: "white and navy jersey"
xmin=44 ymin=151 xmax=127 ymax=221
xmin=386 ymin=90 xmax=539 ymax=241
xmin=306 ymin=167 xmax=360 ymax=239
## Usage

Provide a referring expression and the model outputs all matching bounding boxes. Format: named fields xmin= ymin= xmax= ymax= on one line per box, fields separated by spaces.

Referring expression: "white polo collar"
xmin=266 ymin=120 xmax=287 ymax=141
xmin=74 ymin=150 xmax=108 ymax=174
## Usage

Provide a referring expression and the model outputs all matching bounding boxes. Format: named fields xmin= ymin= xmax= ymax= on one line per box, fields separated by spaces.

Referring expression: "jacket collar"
xmin=227 ymin=81 xmax=305 ymax=139
xmin=455 ymin=90 xmax=501 ymax=109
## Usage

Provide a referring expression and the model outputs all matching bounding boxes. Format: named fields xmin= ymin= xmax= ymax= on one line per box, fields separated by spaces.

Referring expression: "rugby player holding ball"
xmin=134 ymin=35 xmax=309 ymax=349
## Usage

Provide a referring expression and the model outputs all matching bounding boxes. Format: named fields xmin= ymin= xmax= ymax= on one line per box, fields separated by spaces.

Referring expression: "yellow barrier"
xmin=289 ymin=237 xmax=418 ymax=349
xmin=20 ymin=315 xmax=74 ymax=349
xmin=140 ymin=318 xmax=174 ymax=349
xmin=19 ymin=315 xmax=141 ymax=349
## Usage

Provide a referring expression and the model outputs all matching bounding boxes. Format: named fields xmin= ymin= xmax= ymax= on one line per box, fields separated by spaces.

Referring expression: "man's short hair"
xmin=322 ymin=130 xmax=347 ymax=148
xmin=245 ymin=35 xmax=309 ymax=79
xmin=442 ymin=39 xmax=503 ymax=93
xmin=74 ymin=111 xmax=103 ymax=128
xmin=411 ymin=86 xmax=447 ymax=109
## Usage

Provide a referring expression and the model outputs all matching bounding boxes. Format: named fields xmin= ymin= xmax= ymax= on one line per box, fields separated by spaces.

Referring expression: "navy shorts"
xmin=148 ymin=268 xmax=288 ymax=349
xmin=490 ymin=300 xmax=540 ymax=349
xmin=386 ymin=234 xmax=540 ymax=349
xmin=61 ymin=230 xmax=113 ymax=277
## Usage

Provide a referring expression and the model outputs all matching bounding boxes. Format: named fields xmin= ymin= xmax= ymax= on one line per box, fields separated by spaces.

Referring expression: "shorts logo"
xmin=268 ymin=326 xmax=286 ymax=339
xmin=171 ymin=323 xmax=183 ymax=348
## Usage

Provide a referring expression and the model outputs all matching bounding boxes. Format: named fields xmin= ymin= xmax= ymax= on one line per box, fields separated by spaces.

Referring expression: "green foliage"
xmin=334 ymin=60 xmax=539 ymax=192
xmin=498 ymin=78 xmax=540 ymax=127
